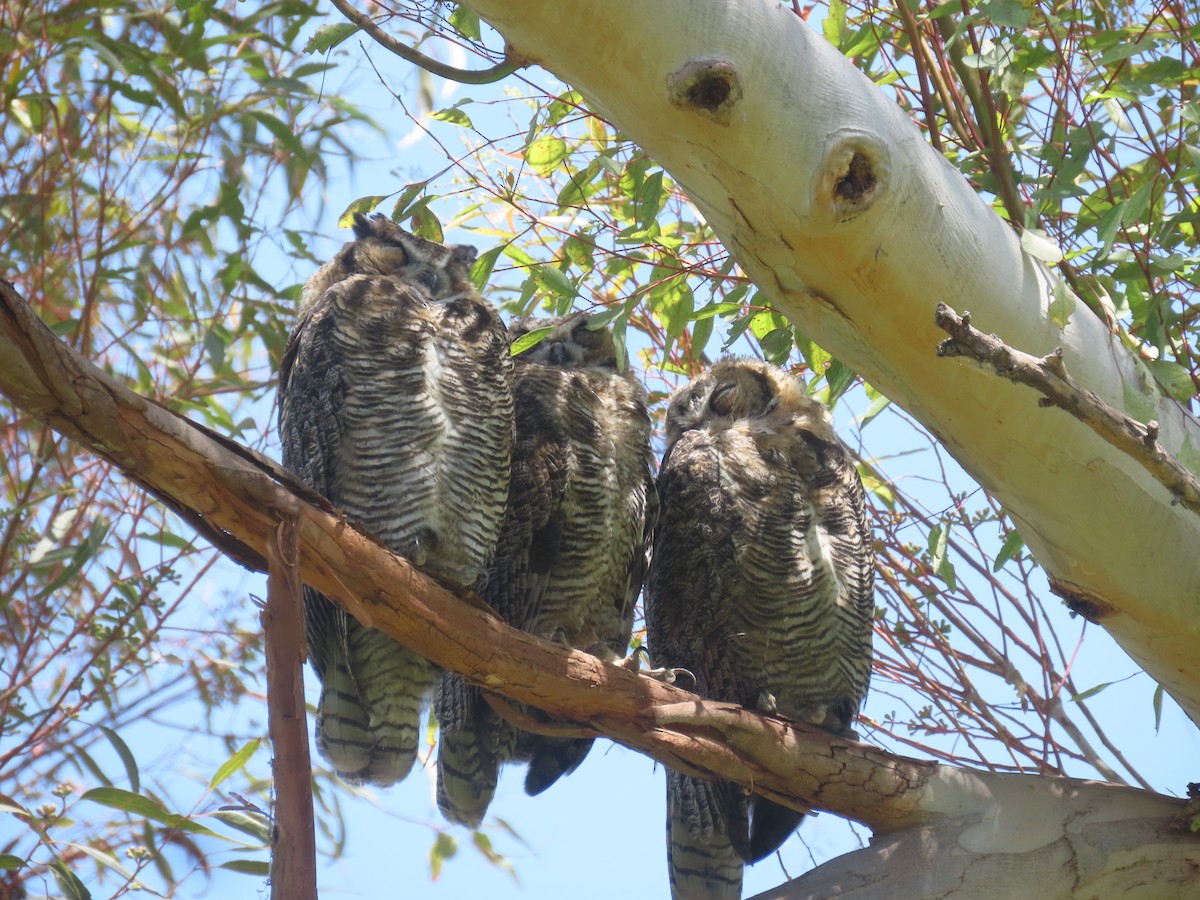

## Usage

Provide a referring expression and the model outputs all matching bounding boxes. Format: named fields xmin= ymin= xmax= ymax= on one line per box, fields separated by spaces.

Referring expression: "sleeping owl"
xmin=434 ymin=312 xmax=656 ymax=827
xmin=277 ymin=213 xmax=513 ymax=785
xmin=645 ymin=358 xmax=874 ymax=899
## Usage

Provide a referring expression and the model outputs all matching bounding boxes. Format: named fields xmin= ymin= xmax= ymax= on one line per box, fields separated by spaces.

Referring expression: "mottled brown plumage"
xmin=434 ymin=312 xmax=656 ymax=827
xmin=278 ymin=213 xmax=513 ymax=785
xmin=645 ymin=358 xmax=874 ymax=899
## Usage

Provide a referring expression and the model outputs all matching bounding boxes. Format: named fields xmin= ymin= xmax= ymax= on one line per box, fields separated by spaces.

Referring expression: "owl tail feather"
xmin=315 ymin=625 xmax=433 ymax=786
xmin=666 ymin=771 xmax=743 ymax=900
xmin=434 ymin=673 xmax=506 ymax=828
xmin=745 ymin=797 xmax=806 ymax=863
xmin=521 ymin=735 xmax=594 ymax=796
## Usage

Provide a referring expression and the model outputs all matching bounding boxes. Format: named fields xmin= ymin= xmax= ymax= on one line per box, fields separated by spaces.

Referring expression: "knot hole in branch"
xmin=668 ymin=58 xmax=743 ymax=125
xmin=835 ymin=152 xmax=876 ymax=202
xmin=816 ymin=131 xmax=890 ymax=223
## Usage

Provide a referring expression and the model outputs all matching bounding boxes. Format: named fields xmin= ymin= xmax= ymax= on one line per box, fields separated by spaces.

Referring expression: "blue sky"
xmin=7 ymin=10 xmax=1198 ymax=899
xmin=221 ymin=20 xmax=1200 ymax=900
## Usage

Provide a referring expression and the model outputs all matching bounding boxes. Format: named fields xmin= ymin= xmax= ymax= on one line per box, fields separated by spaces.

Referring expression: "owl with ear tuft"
xmin=278 ymin=213 xmax=514 ymax=786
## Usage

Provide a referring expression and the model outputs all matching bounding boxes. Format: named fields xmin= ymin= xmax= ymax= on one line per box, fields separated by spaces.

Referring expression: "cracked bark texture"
xmin=454 ymin=0 xmax=1200 ymax=730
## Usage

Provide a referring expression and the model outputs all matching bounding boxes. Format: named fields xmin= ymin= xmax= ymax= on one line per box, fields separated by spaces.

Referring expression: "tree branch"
xmin=451 ymin=0 xmax=1200 ymax=727
xmin=935 ymin=302 xmax=1200 ymax=518
xmin=264 ymin=517 xmax=317 ymax=900
xmin=328 ymin=0 xmax=523 ymax=85
xmin=1 ymin=278 xmax=1195 ymax=890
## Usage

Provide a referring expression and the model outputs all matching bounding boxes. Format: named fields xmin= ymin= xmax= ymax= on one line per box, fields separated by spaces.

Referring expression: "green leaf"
xmin=430 ymin=832 xmax=457 ymax=880
xmin=211 ymin=809 xmax=272 ymax=843
xmin=81 ymin=788 xmax=217 ymax=837
xmin=823 ymin=0 xmax=847 ymax=47
xmin=824 ymin=360 xmax=856 ymax=405
xmin=1144 ymin=360 xmax=1197 ymax=402
xmin=63 ymin=843 xmax=137 ymax=882
xmin=1103 ymin=96 xmax=1134 ymax=134
xmin=857 ymin=392 xmax=890 ymax=429
xmin=337 ymin=196 xmax=385 ymax=228
xmin=510 ymin=326 xmax=557 ymax=356
xmin=534 ymin=265 xmax=575 ymax=299
xmin=1094 ymin=201 xmax=1126 ymax=259
xmin=654 ymin=277 xmax=694 ymax=340
xmin=0 ymin=854 xmax=24 ymax=870
xmin=448 ymin=5 xmax=481 ymax=41
xmin=51 ymin=859 xmax=92 ymax=900
xmin=993 ymin=528 xmax=1024 ymax=571
xmin=248 ymin=111 xmax=304 ymax=156
xmin=635 ymin=170 xmax=664 ymax=228
xmin=525 ymin=136 xmax=568 ymax=177
xmin=208 ymin=739 xmax=260 ymax=790
xmin=97 ymin=726 xmax=140 ymax=794
xmin=1152 ymin=683 xmax=1164 ymax=734
xmin=431 ymin=107 xmax=474 ymax=128
xmin=409 ymin=207 xmax=444 ymax=243
xmin=981 ymin=0 xmax=1030 ymax=28
xmin=305 ymin=23 xmax=358 ymax=54
xmin=859 ymin=471 xmax=894 ymax=510
xmin=1048 ymin=281 xmax=1074 ymax=329
xmin=1070 ymin=681 xmax=1115 ymax=702
xmin=391 ymin=182 xmax=430 ymax=221
xmin=219 ymin=859 xmax=271 ymax=876
xmin=470 ymin=245 xmax=504 ymax=293
xmin=928 ymin=523 xmax=948 ymax=576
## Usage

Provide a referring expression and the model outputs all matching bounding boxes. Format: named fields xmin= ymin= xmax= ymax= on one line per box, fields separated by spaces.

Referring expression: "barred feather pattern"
xmin=278 ymin=215 xmax=513 ymax=785
xmin=646 ymin=358 xmax=874 ymax=899
xmin=435 ymin=314 xmax=656 ymax=826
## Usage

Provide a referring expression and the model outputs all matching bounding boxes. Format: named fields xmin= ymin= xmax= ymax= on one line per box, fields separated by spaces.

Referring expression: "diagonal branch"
xmin=0 ymin=279 xmax=1191 ymax=877
xmin=935 ymin=302 xmax=1200 ymax=518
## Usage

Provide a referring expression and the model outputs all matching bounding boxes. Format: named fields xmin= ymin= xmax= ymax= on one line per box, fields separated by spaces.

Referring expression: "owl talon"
xmin=645 ymin=666 xmax=696 ymax=689
xmin=757 ymin=690 xmax=779 ymax=714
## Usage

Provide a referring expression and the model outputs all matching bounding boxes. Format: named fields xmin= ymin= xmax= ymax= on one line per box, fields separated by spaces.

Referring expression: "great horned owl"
xmin=434 ymin=312 xmax=656 ymax=827
xmin=278 ymin=213 xmax=514 ymax=785
xmin=645 ymin=358 xmax=874 ymax=899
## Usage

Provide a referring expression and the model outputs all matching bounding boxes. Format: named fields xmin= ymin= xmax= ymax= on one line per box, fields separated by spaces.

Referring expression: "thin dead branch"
xmin=935 ymin=302 xmax=1200 ymax=517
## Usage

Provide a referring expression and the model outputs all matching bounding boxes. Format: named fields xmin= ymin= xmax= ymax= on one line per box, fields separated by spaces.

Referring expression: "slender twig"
xmin=934 ymin=303 xmax=1200 ymax=517
xmin=328 ymin=0 xmax=524 ymax=84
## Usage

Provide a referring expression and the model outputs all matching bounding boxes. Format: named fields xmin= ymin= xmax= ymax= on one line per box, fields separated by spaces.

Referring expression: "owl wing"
xmin=278 ymin=297 xmax=347 ymax=683
xmin=810 ymin=435 xmax=876 ymax=724
xmin=435 ymin=397 xmax=571 ymax=827
xmin=279 ymin=280 xmax=442 ymax=786
xmin=647 ymin=432 xmax=752 ymax=900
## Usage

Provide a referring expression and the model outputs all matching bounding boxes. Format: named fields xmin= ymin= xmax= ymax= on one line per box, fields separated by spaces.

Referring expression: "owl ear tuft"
xmin=451 ymin=243 xmax=479 ymax=267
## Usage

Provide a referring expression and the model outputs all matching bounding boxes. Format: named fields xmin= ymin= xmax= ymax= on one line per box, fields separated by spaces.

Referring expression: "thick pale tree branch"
xmin=445 ymin=0 xmax=1200 ymax=726
xmin=2 ymin=277 xmax=1197 ymax=895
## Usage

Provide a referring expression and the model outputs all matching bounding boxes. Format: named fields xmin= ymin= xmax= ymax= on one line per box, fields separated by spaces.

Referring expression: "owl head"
xmin=508 ymin=312 xmax=623 ymax=370
xmin=664 ymin=357 xmax=835 ymax=448
xmin=300 ymin=213 xmax=478 ymax=312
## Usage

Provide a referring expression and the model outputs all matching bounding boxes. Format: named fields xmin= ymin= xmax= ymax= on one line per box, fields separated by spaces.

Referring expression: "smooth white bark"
xmin=465 ymin=0 xmax=1200 ymax=723
xmin=749 ymin=781 xmax=1199 ymax=899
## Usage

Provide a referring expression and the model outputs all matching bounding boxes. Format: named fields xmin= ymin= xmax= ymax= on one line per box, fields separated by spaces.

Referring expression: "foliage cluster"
xmin=1 ymin=0 xmax=1195 ymax=895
